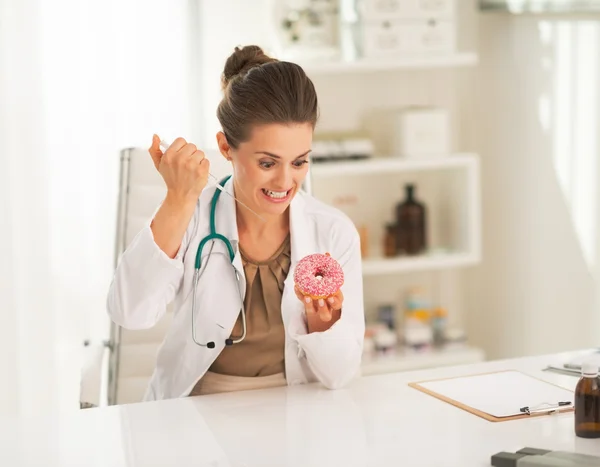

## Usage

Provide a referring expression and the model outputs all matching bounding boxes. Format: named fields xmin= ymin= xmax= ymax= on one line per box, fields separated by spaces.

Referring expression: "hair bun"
xmin=222 ymin=45 xmax=276 ymax=88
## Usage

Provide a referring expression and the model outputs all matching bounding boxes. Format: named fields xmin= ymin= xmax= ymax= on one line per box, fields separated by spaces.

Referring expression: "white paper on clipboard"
xmin=416 ymin=370 xmax=574 ymax=418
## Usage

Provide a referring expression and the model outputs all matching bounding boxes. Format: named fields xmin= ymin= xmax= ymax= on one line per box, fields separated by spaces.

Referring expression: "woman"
xmin=107 ymin=45 xmax=365 ymax=401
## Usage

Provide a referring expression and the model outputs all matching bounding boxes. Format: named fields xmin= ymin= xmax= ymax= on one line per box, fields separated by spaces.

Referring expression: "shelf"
xmin=361 ymin=345 xmax=485 ymax=376
xmin=311 ymin=153 xmax=481 ymax=275
xmin=310 ymin=153 xmax=478 ymax=177
xmin=362 ymin=252 xmax=479 ymax=276
xmin=480 ymin=0 xmax=600 ymax=14
xmin=302 ymin=52 xmax=478 ymax=75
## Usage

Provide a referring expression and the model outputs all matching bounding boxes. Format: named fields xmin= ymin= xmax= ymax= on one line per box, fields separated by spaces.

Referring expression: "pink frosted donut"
xmin=293 ymin=252 xmax=344 ymax=299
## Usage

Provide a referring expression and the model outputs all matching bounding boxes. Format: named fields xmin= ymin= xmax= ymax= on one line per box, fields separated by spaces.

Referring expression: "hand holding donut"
xmin=293 ymin=253 xmax=344 ymax=333
xmin=294 ymin=286 xmax=343 ymax=333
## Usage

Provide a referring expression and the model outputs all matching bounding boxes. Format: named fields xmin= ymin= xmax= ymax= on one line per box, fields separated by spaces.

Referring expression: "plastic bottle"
xmin=574 ymin=360 xmax=600 ymax=438
xmin=431 ymin=307 xmax=448 ymax=348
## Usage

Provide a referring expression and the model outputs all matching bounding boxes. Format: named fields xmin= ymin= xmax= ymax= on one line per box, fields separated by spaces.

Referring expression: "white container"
xmin=407 ymin=0 xmax=455 ymax=18
xmin=362 ymin=18 xmax=455 ymax=57
xmin=393 ymin=107 xmax=450 ymax=158
xmin=362 ymin=20 xmax=403 ymax=56
xmin=405 ymin=19 xmax=456 ymax=54
xmin=359 ymin=0 xmax=455 ymax=20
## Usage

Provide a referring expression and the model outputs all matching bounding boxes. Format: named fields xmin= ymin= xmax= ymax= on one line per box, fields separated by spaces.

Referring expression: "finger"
xmin=295 ymin=285 xmax=312 ymax=303
xmin=169 ymin=137 xmax=188 ymax=152
xmin=195 ymin=158 xmax=210 ymax=181
xmin=326 ymin=289 xmax=343 ymax=311
xmin=179 ymin=142 xmax=198 ymax=158
xmin=148 ymin=134 xmax=163 ymax=169
xmin=317 ymin=298 xmax=332 ymax=322
xmin=189 ymin=149 xmax=205 ymax=165
xmin=303 ymin=295 xmax=316 ymax=317
xmin=326 ymin=295 xmax=341 ymax=311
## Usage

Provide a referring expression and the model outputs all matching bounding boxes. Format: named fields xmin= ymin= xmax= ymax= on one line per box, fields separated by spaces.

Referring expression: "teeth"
xmin=263 ymin=189 xmax=288 ymax=199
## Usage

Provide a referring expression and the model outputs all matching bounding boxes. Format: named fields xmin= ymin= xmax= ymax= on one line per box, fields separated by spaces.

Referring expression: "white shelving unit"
xmin=361 ymin=345 xmax=485 ymax=376
xmin=362 ymin=251 xmax=479 ymax=276
xmin=311 ymin=153 xmax=482 ymax=276
xmin=311 ymin=152 xmax=477 ymax=176
xmin=301 ymin=52 xmax=478 ymax=75
xmin=302 ymin=24 xmax=484 ymax=375
xmin=311 ymin=152 xmax=484 ymax=371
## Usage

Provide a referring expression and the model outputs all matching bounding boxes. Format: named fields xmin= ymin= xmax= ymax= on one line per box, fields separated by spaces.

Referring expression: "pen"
xmin=519 ymin=401 xmax=572 ymax=415
xmin=158 ymin=139 xmax=265 ymax=221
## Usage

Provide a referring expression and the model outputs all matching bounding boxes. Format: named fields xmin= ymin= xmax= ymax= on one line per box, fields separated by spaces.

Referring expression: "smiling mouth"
xmin=261 ymin=188 xmax=292 ymax=199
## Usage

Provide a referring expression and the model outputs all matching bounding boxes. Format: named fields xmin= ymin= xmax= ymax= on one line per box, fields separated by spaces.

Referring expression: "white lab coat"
xmin=107 ymin=177 xmax=365 ymax=402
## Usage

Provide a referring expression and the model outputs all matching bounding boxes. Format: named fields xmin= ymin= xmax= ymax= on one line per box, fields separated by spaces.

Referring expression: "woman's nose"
xmin=275 ymin=168 xmax=293 ymax=189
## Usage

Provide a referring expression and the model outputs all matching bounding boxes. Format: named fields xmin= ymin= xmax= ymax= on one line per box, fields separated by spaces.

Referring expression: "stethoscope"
xmin=191 ymin=175 xmax=247 ymax=349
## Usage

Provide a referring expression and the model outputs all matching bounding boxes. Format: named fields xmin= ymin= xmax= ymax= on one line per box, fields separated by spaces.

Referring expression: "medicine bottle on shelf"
xmin=395 ymin=183 xmax=427 ymax=256
xmin=383 ymin=223 xmax=397 ymax=257
xmin=575 ymin=360 xmax=600 ymax=438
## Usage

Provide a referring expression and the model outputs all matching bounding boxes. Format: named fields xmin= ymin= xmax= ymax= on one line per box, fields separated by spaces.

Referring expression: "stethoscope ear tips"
xmin=207 ymin=342 xmax=216 ymax=349
xmin=225 ymin=338 xmax=234 ymax=346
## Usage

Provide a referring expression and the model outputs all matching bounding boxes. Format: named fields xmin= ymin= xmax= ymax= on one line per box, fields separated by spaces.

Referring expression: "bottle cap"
xmin=582 ymin=360 xmax=598 ymax=376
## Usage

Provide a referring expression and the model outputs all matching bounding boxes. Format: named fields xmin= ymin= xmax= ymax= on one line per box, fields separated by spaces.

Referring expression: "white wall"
xmin=197 ymin=0 xmax=273 ymax=150
xmin=465 ymin=12 xmax=600 ymax=359
xmin=0 ymin=0 xmax=197 ymax=415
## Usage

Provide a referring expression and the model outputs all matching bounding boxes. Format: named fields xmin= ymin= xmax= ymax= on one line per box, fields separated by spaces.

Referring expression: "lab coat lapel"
xmin=282 ymin=192 xmax=314 ymax=384
xmin=289 ymin=193 xmax=311 ymax=265
xmin=283 ymin=193 xmax=312 ymax=317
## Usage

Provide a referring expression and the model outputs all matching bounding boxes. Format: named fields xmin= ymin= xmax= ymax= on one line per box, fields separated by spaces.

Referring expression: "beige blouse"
xmin=189 ymin=235 xmax=291 ymax=396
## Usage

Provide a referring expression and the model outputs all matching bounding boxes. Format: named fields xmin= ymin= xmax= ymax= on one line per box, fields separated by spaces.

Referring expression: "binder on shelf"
xmin=408 ymin=370 xmax=575 ymax=422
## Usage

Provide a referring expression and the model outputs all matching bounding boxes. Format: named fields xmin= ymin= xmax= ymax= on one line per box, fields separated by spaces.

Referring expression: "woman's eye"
xmin=259 ymin=161 xmax=275 ymax=169
xmin=293 ymin=160 xmax=309 ymax=168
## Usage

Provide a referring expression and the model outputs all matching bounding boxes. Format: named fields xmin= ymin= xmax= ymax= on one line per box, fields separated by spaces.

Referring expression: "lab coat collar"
xmin=214 ymin=177 xmax=242 ymax=275
xmin=216 ymin=177 xmax=311 ymax=268
xmin=289 ymin=191 xmax=311 ymax=266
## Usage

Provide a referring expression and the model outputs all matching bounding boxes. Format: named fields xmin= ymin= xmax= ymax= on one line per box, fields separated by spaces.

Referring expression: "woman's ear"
xmin=216 ymin=132 xmax=232 ymax=161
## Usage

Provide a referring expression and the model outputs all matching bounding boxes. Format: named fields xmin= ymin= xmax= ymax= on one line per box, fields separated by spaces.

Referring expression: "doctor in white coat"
xmin=107 ymin=45 xmax=365 ymax=402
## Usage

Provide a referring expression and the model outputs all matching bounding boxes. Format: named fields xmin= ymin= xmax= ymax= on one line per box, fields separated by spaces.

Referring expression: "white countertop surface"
xmin=3 ymin=349 xmax=600 ymax=467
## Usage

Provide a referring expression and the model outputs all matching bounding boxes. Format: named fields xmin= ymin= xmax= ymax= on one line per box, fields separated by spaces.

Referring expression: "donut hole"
xmin=314 ymin=271 xmax=324 ymax=281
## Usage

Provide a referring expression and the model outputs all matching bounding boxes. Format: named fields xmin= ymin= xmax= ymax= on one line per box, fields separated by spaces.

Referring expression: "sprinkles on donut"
xmin=293 ymin=252 xmax=344 ymax=299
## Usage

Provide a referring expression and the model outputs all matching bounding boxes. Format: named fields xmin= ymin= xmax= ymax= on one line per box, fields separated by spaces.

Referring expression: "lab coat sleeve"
xmin=293 ymin=225 xmax=365 ymax=389
xmin=106 ymin=204 xmax=198 ymax=330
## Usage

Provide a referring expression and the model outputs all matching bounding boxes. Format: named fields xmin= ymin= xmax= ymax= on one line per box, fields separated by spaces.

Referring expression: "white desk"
xmin=2 ymin=349 xmax=600 ymax=467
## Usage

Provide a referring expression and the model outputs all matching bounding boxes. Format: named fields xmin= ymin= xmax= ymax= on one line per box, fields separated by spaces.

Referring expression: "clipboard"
xmin=408 ymin=370 xmax=575 ymax=422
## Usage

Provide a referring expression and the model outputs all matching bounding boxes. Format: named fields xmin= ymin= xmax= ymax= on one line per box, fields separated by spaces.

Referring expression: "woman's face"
xmin=217 ymin=123 xmax=313 ymax=219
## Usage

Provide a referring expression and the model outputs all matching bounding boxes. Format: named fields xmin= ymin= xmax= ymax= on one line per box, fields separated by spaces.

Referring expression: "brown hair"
xmin=217 ymin=45 xmax=319 ymax=149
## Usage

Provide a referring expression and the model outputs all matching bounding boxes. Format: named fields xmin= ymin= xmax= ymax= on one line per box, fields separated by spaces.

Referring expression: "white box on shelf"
xmin=407 ymin=19 xmax=456 ymax=53
xmin=393 ymin=107 xmax=450 ymax=158
xmin=362 ymin=19 xmax=456 ymax=57
xmin=409 ymin=0 xmax=455 ymax=18
xmin=359 ymin=0 xmax=456 ymax=20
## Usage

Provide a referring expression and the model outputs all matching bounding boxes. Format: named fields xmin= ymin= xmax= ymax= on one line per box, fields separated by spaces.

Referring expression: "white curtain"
xmin=0 ymin=0 xmax=198 ymax=417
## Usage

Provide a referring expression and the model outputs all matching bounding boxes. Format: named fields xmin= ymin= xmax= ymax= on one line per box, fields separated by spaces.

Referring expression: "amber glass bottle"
xmin=383 ymin=223 xmax=397 ymax=257
xmin=575 ymin=361 xmax=600 ymax=438
xmin=395 ymin=184 xmax=427 ymax=255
